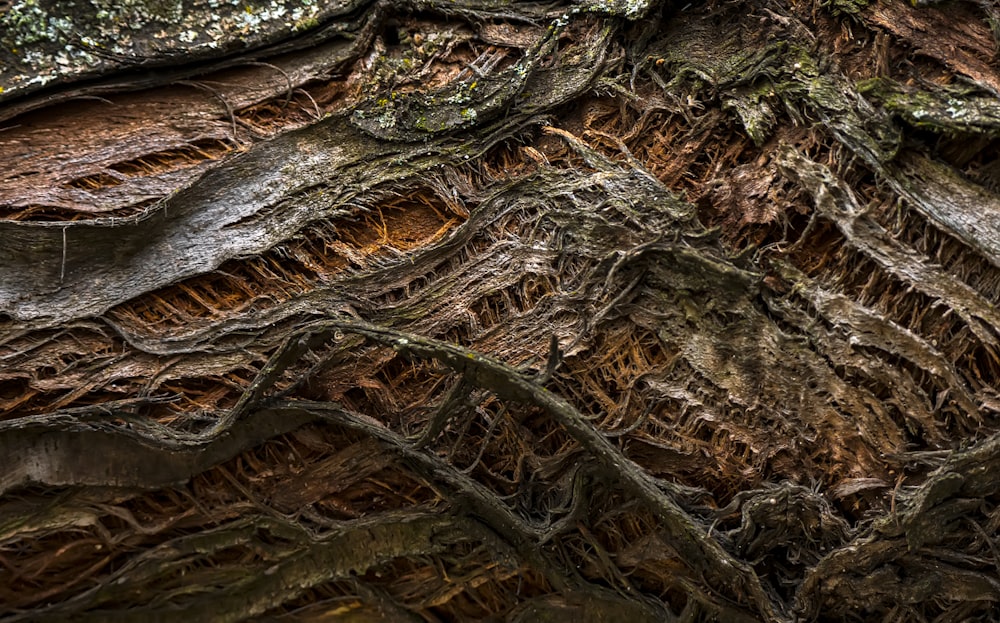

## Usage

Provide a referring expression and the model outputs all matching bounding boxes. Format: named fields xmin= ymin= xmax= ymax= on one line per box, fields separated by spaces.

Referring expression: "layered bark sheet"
xmin=3 ymin=0 xmax=1000 ymax=620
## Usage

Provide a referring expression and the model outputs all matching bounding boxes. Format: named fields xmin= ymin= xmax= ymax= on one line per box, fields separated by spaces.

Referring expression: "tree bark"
xmin=3 ymin=0 xmax=1000 ymax=620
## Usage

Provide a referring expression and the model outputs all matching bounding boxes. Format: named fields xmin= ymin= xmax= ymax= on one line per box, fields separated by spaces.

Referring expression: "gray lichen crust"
xmin=0 ymin=0 xmax=340 ymax=102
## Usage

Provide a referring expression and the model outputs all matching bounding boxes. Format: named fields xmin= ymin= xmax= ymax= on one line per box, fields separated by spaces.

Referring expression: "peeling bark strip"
xmin=0 ymin=4 xmax=615 ymax=326
xmin=0 ymin=402 xmax=320 ymax=494
xmin=5 ymin=0 xmax=1000 ymax=620
xmin=11 ymin=511 xmax=483 ymax=622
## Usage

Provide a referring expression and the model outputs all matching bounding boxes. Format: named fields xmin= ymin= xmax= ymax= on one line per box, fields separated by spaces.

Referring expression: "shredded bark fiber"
xmin=3 ymin=0 xmax=1000 ymax=620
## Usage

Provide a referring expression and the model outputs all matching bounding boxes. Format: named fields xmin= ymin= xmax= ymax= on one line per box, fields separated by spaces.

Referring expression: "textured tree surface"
xmin=3 ymin=0 xmax=1000 ymax=620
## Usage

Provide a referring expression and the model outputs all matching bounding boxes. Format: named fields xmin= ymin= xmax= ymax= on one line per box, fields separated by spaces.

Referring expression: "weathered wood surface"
xmin=3 ymin=0 xmax=1000 ymax=620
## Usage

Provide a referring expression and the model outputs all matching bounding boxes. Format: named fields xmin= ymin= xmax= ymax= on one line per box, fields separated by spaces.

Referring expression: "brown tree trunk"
xmin=3 ymin=0 xmax=1000 ymax=620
